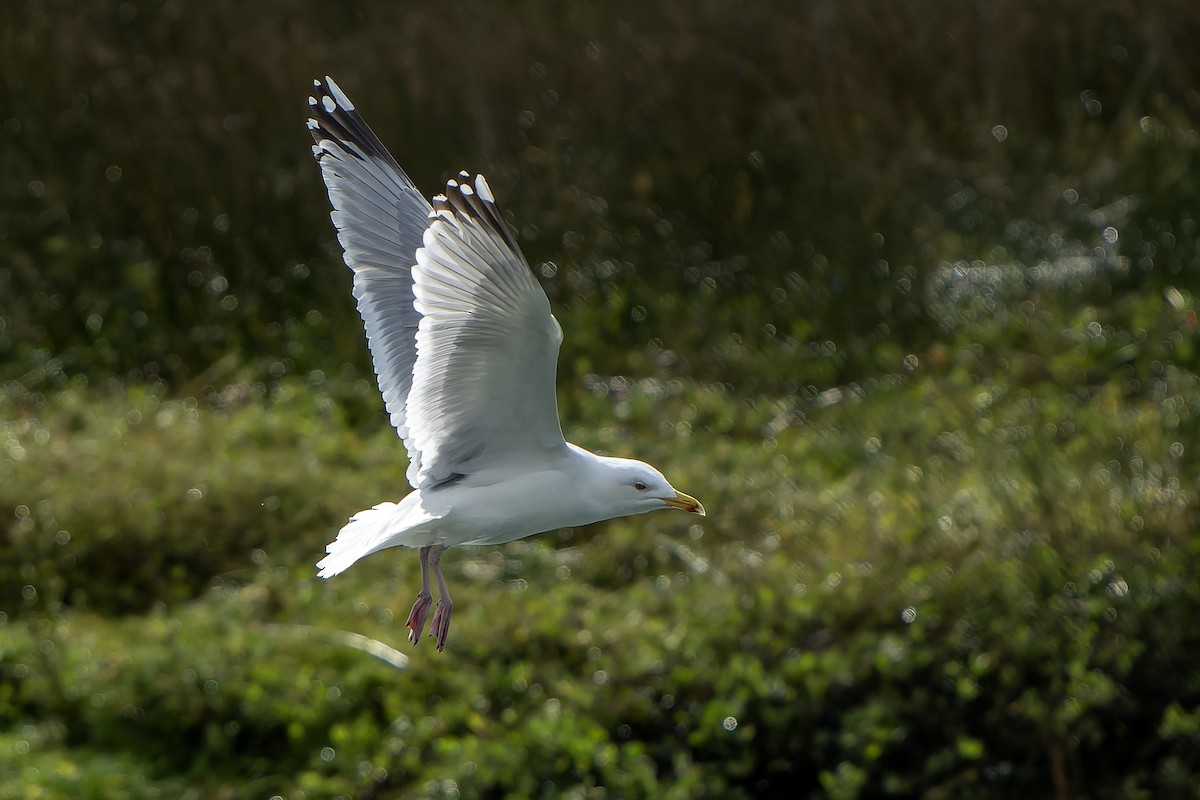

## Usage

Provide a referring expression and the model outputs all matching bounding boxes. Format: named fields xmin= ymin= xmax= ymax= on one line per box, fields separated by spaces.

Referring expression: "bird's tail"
xmin=316 ymin=495 xmax=435 ymax=578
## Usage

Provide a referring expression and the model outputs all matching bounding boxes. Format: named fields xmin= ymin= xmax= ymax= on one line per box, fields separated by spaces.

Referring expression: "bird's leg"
xmin=428 ymin=544 xmax=453 ymax=652
xmin=404 ymin=546 xmax=434 ymax=644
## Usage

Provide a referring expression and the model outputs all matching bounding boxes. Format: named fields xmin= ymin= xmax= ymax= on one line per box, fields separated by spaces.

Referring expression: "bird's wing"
xmin=307 ymin=76 xmax=430 ymax=459
xmin=308 ymin=77 xmax=566 ymax=490
xmin=406 ymin=171 xmax=567 ymax=490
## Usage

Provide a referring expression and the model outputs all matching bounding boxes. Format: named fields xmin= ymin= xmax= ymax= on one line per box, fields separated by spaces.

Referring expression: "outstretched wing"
xmin=308 ymin=77 xmax=566 ymax=491
xmin=307 ymin=76 xmax=429 ymax=461
xmin=406 ymin=172 xmax=567 ymax=489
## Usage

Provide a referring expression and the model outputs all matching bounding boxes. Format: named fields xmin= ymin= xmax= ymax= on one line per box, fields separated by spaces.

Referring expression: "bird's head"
xmin=591 ymin=455 xmax=706 ymax=520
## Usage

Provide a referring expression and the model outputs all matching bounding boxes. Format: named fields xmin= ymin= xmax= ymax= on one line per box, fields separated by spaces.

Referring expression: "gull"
xmin=306 ymin=76 xmax=705 ymax=652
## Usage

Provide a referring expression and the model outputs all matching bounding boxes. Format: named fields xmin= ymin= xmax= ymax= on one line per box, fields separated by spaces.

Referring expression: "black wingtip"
xmin=433 ymin=173 xmax=522 ymax=255
xmin=306 ymin=77 xmax=403 ymax=173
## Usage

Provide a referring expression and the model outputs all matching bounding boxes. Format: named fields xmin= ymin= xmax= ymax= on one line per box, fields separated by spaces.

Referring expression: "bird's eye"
xmin=634 ymin=482 xmax=647 ymax=491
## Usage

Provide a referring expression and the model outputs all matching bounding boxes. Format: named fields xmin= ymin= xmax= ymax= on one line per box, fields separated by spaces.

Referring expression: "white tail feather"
xmin=316 ymin=495 xmax=436 ymax=578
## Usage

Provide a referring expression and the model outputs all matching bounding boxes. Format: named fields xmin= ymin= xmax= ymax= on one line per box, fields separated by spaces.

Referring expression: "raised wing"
xmin=307 ymin=77 xmax=429 ymax=459
xmin=406 ymin=172 xmax=567 ymax=489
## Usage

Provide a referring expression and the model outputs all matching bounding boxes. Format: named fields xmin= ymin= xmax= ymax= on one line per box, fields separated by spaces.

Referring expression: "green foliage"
xmin=4 ymin=322 xmax=1200 ymax=796
xmin=0 ymin=380 xmax=404 ymax=615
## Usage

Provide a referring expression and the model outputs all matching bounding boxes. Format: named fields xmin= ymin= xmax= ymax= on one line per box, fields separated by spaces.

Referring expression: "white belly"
xmin=420 ymin=463 xmax=605 ymax=547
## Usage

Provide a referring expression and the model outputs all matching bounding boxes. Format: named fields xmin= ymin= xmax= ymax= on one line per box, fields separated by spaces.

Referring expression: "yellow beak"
xmin=663 ymin=490 xmax=706 ymax=516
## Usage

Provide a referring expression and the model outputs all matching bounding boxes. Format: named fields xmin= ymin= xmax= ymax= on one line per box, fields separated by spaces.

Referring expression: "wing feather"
xmin=406 ymin=175 xmax=566 ymax=489
xmin=309 ymin=78 xmax=566 ymax=491
xmin=307 ymin=77 xmax=429 ymax=459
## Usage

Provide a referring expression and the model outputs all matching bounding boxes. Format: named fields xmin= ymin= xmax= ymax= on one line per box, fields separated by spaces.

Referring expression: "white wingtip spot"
xmin=306 ymin=118 xmax=318 ymax=130
xmin=321 ymin=95 xmax=336 ymax=113
xmin=475 ymin=175 xmax=495 ymax=203
xmin=460 ymin=183 xmax=474 ymax=196
xmin=458 ymin=169 xmax=470 ymax=179
xmin=325 ymin=77 xmax=356 ymax=111
xmin=307 ymin=95 xmax=318 ymax=108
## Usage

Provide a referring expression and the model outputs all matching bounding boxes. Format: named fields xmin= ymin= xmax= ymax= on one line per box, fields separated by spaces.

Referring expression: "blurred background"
xmin=3 ymin=0 xmax=1200 ymax=797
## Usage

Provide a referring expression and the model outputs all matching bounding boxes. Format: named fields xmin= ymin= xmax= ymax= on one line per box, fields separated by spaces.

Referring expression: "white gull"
xmin=306 ymin=76 xmax=705 ymax=652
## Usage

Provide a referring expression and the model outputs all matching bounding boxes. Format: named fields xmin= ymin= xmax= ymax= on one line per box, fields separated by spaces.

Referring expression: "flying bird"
xmin=306 ymin=76 xmax=705 ymax=652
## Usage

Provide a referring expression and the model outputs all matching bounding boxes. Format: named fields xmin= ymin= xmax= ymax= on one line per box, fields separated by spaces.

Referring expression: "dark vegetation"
xmin=3 ymin=0 xmax=1200 ymax=797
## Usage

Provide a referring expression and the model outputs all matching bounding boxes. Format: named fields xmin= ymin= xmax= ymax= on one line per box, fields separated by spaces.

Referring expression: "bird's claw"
xmin=405 ymin=590 xmax=433 ymax=644
xmin=429 ymin=600 xmax=453 ymax=653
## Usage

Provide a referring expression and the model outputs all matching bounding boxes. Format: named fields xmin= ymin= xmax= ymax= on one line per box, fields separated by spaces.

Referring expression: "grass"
xmin=5 ymin=0 xmax=1200 ymax=394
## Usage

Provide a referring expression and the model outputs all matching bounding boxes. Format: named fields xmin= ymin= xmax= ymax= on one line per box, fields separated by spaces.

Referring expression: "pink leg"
xmin=427 ymin=545 xmax=453 ymax=652
xmin=404 ymin=546 xmax=433 ymax=644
